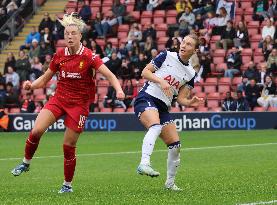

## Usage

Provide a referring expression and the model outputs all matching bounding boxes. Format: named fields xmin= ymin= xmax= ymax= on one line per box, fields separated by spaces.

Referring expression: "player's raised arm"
xmin=97 ymin=64 xmax=125 ymax=100
xmin=23 ymin=68 xmax=55 ymax=91
xmin=141 ymin=63 xmax=172 ymax=97
xmin=177 ymin=85 xmax=203 ymax=106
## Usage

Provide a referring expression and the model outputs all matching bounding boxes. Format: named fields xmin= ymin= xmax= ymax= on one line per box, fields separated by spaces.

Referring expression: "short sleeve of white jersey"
xmin=151 ymin=50 xmax=167 ymax=70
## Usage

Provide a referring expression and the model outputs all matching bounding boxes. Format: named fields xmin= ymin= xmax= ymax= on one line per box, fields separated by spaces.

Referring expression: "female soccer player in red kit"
xmin=11 ymin=13 xmax=125 ymax=193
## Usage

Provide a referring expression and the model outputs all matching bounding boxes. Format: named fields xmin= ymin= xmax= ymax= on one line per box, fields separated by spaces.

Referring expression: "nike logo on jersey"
xmin=164 ymin=75 xmax=180 ymax=89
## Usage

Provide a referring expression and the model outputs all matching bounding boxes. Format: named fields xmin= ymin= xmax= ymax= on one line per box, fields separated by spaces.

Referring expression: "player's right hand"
xmin=160 ymin=80 xmax=172 ymax=97
xmin=23 ymin=81 xmax=32 ymax=90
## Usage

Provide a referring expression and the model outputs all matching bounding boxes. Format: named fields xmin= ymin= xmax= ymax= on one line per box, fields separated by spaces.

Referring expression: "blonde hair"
xmin=58 ymin=12 xmax=86 ymax=32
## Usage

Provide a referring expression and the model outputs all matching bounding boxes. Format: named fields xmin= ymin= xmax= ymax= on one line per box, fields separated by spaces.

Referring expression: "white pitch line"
xmin=0 ymin=142 xmax=277 ymax=161
xmin=236 ymin=200 xmax=277 ymax=205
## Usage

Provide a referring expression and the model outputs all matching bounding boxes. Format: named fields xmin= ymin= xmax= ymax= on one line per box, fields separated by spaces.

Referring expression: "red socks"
xmin=63 ymin=144 xmax=76 ymax=183
xmin=24 ymin=131 xmax=41 ymax=160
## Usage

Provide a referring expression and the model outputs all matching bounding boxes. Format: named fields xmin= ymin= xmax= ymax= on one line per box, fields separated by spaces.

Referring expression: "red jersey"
xmin=49 ymin=44 xmax=103 ymax=105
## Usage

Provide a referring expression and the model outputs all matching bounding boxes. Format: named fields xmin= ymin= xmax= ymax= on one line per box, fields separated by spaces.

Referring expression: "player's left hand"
xmin=116 ymin=90 xmax=125 ymax=100
xmin=190 ymin=96 xmax=204 ymax=105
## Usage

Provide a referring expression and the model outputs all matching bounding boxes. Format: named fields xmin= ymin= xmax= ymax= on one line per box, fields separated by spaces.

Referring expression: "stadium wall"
xmin=7 ymin=112 xmax=277 ymax=132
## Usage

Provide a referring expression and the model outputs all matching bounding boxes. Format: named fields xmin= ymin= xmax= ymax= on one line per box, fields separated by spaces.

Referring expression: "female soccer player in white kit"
xmin=134 ymin=34 xmax=203 ymax=191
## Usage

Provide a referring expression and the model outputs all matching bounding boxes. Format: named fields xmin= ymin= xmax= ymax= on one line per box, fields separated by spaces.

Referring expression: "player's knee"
xmin=31 ymin=127 xmax=45 ymax=139
xmin=148 ymin=124 xmax=162 ymax=133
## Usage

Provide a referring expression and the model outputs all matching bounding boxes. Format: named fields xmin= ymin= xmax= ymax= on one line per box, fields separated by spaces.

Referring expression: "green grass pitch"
xmin=0 ymin=130 xmax=277 ymax=205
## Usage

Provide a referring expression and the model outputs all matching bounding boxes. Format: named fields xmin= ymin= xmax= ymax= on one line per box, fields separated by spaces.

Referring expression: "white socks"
xmin=63 ymin=181 xmax=72 ymax=187
xmin=140 ymin=124 xmax=162 ymax=165
xmin=166 ymin=141 xmax=181 ymax=185
xmin=23 ymin=158 xmax=31 ymax=164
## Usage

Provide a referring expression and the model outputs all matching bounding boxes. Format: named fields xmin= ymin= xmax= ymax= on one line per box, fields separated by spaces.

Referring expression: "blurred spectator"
xmin=20 ymin=26 xmax=40 ymax=50
xmin=269 ymin=77 xmax=277 ymax=107
xmin=131 ymin=40 xmax=141 ymax=57
xmin=128 ymin=50 xmax=139 ymax=63
xmin=262 ymin=35 xmax=274 ymax=60
xmin=15 ymin=50 xmax=31 ymax=82
xmin=169 ymin=37 xmax=180 ymax=52
xmin=166 ymin=30 xmax=182 ymax=49
xmin=266 ymin=48 xmax=277 ymax=75
xmin=178 ymin=18 xmax=190 ymax=37
xmin=199 ymin=11 xmax=216 ymax=38
xmin=103 ymin=86 xmax=126 ymax=109
xmin=34 ymin=101 xmax=44 ymax=113
xmin=93 ymin=12 xmax=110 ymax=38
xmin=253 ymin=0 xmax=269 ymax=22
xmin=39 ymin=12 xmax=54 ymax=34
xmin=245 ymin=79 xmax=261 ymax=110
xmin=141 ymin=22 xmax=156 ymax=43
xmin=38 ymin=41 xmax=53 ymax=64
xmin=267 ymin=0 xmax=277 ymax=20
xmin=112 ymin=0 xmax=125 ymax=24
xmin=127 ymin=23 xmax=142 ymax=46
xmin=123 ymin=79 xmax=137 ymax=108
xmin=257 ymin=75 xmax=276 ymax=108
xmin=52 ymin=15 xmax=64 ymax=40
xmin=105 ymin=51 xmax=122 ymax=76
xmin=178 ymin=7 xmax=195 ymax=29
xmin=261 ymin=18 xmax=275 ymax=41
xmin=215 ymin=0 xmax=234 ymax=18
xmin=90 ymin=40 xmax=104 ymax=58
xmin=29 ymin=57 xmax=43 ymax=81
xmin=6 ymin=0 xmax=18 ymax=13
xmin=4 ymin=52 xmax=16 ymax=74
xmin=237 ymin=77 xmax=248 ymax=93
xmin=29 ymin=39 xmax=40 ymax=59
xmin=134 ymin=53 xmax=147 ymax=80
xmin=147 ymin=0 xmax=159 ymax=11
xmin=0 ymin=105 xmax=9 ymax=131
xmin=233 ymin=21 xmax=249 ymax=48
xmin=0 ymin=82 xmax=6 ymax=106
xmin=243 ymin=61 xmax=260 ymax=82
xmin=0 ymin=7 xmax=8 ymax=27
xmin=156 ymin=0 xmax=175 ymax=10
xmin=224 ymin=47 xmax=242 ymax=78
xmin=258 ymin=63 xmax=267 ymax=85
xmin=118 ymin=58 xmax=133 ymax=80
xmin=118 ymin=42 xmax=128 ymax=59
xmin=222 ymin=91 xmax=236 ymax=111
xmin=216 ymin=20 xmax=236 ymax=50
xmin=198 ymin=37 xmax=211 ymax=80
xmin=194 ymin=14 xmax=204 ymax=32
xmin=235 ymin=90 xmax=250 ymax=111
xmin=212 ymin=7 xmax=230 ymax=35
xmin=20 ymin=92 xmax=35 ymax=113
xmin=144 ymin=36 xmax=157 ymax=59
xmin=135 ymin=0 xmax=147 ymax=11
xmin=176 ymin=0 xmax=192 ymax=14
xmin=4 ymin=82 xmax=19 ymax=108
xmin=42 ymin=54 xmax=52 ymax=73
xmin=104 ymin=42 xmax=115 ymax=58
xmin=78 ymin=0 xmax=91 ymax=23
xmin=0 ymin=72 xmax=4 ymax=84
xmin=41 ymin=27 xmax=54 ymax=49
xmin=5 ymin=66 xmax=19 ymax=91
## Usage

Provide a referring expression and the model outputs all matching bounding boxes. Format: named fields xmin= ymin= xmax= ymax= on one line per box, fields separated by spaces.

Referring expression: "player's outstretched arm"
xmin=177 ymin=86 xmax=204 ymax=106
xmin=98 ymin=64 xmax=125 ymax=100
xmin=23 ymin=68 xmax=55 ymax=91
xmin=142 ymin=63 xmax=172 ymax=97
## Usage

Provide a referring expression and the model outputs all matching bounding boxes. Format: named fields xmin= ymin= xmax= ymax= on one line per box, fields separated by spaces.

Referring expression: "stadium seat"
xmin=204 ymin=85 xmax=216 ymax=94
xmin=253 ymin=107 xmax=266 ymax=112
xmin=9 ymin=108 xmax=21 ymax=113
xmin=130 ymin=11 xmax=140 ymax=21
xmin=194 ymin=92 xmax=206 ymax=99
xmin=102 ymin=0 xmax=113 ymax=7
xmin=232 ymin=77 xmax=242 ymax=86
xmin=127 ymin=107 xmax=134 ymax=112
xmin=35 ymin=94 xmax=46 ymax=101
xmin=209 ymin=107 xmax=222 ymax=112
xmin=213 ymin=57 xmax=225 ymax=65
xmin=213 ymin=49 xmax=226 ymax=57
xmin=242 ymin=56 xmax=252 ymax=64
xmin=253 ymin=55 xmax=264 ymax=64
xmin=196 ymin=107 xmax=208 ymax=112
xmin=153 ymin=17 xmax=164 ymax=24
xmin=268 ymin=107 xmax=277 ymax=111
xmin=207 ymin=99 xmax=219 ymax=108
xmin=156 ymin=23 xmax=167 ymax=31
xmin=156 ymin=30 xmax=166 ymax=37
xmin=204 ymin=78 xmax=218 ymax=85
xmin=191 ymin=85 xmax=202 ymax=94
xmin=118 ymin=24 xmax=129 ymax=32
xmin=126 ymin=4 xmax=134 ymax=12
xmin=241 ymin=48 xmax=253 ymax=56
xmin=210 ymin=35 xmax=221 ymax=43
xmin=184 ymin=107 xmax=195 ymax=112
xmin=90 ymin=1 xmax=101 ymax=7
xmin=97 ymin=86 xmax=108 ymax=95
xmin=113 ymin=108 xmax=125 ymax=112
xmin=240 ymin=1 xmax=252 ymax=9
xmin=107 ymin=38 xmax=119 ymax=47
xmin=166 ymin=10 xmax=177 ymax=17
xmin=33 ymin=88 xmax=44 ymax=96
xmin=171 ymin=107 xmax=180 ymax=112
xmin=100 ymin=108 xmax=112 ymax=112
xmin=153 ymin=10 xmax=165 ymax=17
xmin=218 ymin=85 xmax=231 ymax=93
xmin=102 ymin=6 xmax=112 ymax=13
xmin=166 ymin=17 xmax=177 ymax=24
xmin=235 ymin=8 xmax=243 ymax=15
xmin=218 ymin=77 xmax=232 ymax=85
xmin=207 ymin=92 xmax=220 ymax=100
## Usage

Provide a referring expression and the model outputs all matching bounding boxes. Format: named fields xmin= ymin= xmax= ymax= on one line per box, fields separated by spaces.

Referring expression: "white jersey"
xmin=142 ymin=51 xmax=196 ymax=106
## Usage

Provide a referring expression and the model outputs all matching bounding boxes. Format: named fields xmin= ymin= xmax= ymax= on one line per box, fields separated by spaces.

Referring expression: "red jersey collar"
xmin=65 ymin=43 xmax=85 ymax=56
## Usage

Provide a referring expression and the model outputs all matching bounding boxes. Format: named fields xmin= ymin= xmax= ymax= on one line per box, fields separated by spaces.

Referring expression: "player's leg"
xmin=137 ymin=109 xmax=162 ymax=177
xmin=11 ymin=109 xmax=56 ymax=176
xmin=160 ymin=122 xmax=182 ymax=191
xmin=58 ymin=127 xmax=80 ymax=193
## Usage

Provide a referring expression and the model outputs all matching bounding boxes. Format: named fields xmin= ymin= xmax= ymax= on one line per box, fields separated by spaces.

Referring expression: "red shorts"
xmin=43 ymin=96 xmax=89 ymax=133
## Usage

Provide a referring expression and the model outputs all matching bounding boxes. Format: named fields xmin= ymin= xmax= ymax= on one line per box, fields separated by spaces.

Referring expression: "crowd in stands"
xmin=0 ymin=0 xmax=277 ymax=115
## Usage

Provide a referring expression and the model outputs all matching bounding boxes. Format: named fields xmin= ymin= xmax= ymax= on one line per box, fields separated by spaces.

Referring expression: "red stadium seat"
xmin=102 ymin=6 xmax=112 ymax=13
xmin=98 ymin=80 xmax=109 ymax=86
xmin=218 ymin=77 xmax=232 ymax=85
xmin=253 ymin=107 xmax=266 ymax=112
xmin=131 ymin=11 xmax=140 ymax=21
xmin=118 ymin=24 xmax=129 ymax=32
xmin=253 ymin=55 xmax=264 ymax=64
xmin=215 ymin=63 xmax=228 ymax=72
xmin=196 ymin=107 xmax=208 ymax=112
xmin=35 ymin=94 xmax=46 ymax=101
xmin=240 ymin=1 xmax=252 ymax=9
xmin=153 ymin=17 xmax=164 ymax=24
xmin=204 ymin=78 xmax=218 ymax=85
xmin=97 ymin=86 xmax=108 ymax=94
xmin=171 ymin=107 xmax=180 ymax=112
xmin=241 ymin=48 xmax=253 ymax=56
xmin=166 ymin=10 xmax=177 ymax=17
xmin=195 ymin=92 xmax=206 ymax=99
xmin=207 ymin=92 xmax=220 ymax=100
xmin=268 ymin=107 xmax=277 ymax=111
xmin=156 ymin=30 xmax=166 ymax=37
xmin=210 ymin=35 xmax=221 ymax=43
xmin=127 ymin=107 xmax=134 ymax=112
xmin=154 ymin=10 xmax=165 ymax=17
xmin=204 ymin=85 xmax=216 ymax=93
xmin=184 ymin=107 xmax=195 ymax=112
xmin=33 ymin=88 xmax=44 ymax=96
xmin=156 ymin=23 xmax=167 ymax=31
xmin=209 ymin=107 xmax=222 ymax=112
xmin=166 ymin=17 xmax=177 ymax=24
xmin=242 ymin=56 xmax=252 ymax=64
xmin=126 ymin=4 xmax=134 ymax=12
xmin=102 ymin=1 xmax=113 ymax=7
xmin=207 ymin=99 xmax=219 ymax=108
xmin=9 ymin=108 xmax=21 ymax=113
xmin=232 ymin=77 xmax=242 ymax=85
xmin=244 ymin=7 xmax=254 ymax=15
xmin=107 ymin=38 xmax=118 ymax=47
xmin=113 ymin=108 xmax=125 ymax=112
xmin=141 ymin=11 xmax=153 ymax=18
xmin=118 ymin=31 xmax=128 ymax=38
xmin=235 ymin=8 xmax=243 ymax=15
xmin=100 ymin=108 xmax=112 ymax=112
xmin=213 ymin=57 xmax=225 ymax=65
xmin=213 ymin=49 xmax=226 ymax=57
xmin=218 ymin=85 xmax=231 ymax=93
xmin=191 ymin=85 xmax=202 ymax=94
xmin=90 ymin=0 xmax=101 ymax=7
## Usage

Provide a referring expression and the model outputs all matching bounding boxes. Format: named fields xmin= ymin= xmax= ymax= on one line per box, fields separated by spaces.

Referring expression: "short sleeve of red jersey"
xmin=91 ymin=54 xmax=103 ymax=70
xmin=49 ymin=53 xmax=59 ymax=72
